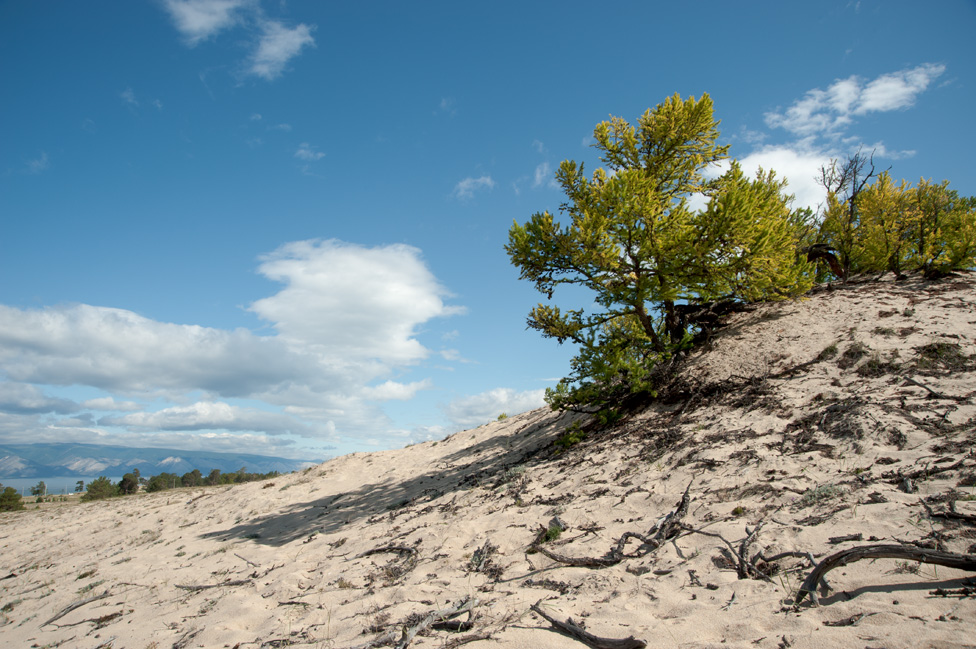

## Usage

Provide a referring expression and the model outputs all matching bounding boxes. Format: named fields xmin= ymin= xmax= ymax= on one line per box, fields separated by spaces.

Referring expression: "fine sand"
xmin=2 ymin=272 xmax=975 ymax=648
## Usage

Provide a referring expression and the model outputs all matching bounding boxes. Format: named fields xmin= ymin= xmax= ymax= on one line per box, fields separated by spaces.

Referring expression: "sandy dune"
xmin=2 ymin=273 xmax=975 ymax=648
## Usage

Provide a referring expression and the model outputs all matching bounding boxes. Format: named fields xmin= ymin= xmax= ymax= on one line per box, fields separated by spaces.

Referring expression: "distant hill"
xmin=0 ymin=442 xmax=323 ymax=478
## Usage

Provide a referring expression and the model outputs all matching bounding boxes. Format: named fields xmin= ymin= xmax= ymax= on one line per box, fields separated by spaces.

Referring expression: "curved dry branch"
xmin=530 ymin=600 xmax=646 ymax=649
xmin=796 ymin=544 xmax=976 ymax=605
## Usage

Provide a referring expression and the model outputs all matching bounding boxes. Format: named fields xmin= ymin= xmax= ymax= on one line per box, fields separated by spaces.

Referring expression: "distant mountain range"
xmin=0 ymin=443 xmax=324 ymax=479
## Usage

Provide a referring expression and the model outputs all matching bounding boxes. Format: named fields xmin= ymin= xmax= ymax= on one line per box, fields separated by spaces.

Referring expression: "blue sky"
xmin=1 ymin=1 xmax=974 ymax=461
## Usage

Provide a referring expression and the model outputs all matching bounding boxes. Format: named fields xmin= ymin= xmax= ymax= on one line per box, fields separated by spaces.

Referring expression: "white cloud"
xmin=162 ymin=0 xmax=249 ymax=46
xmin=294 ymin=142 xmax=325 ymax=161
xmin=251 ymin=239 xmax=464 ymax=364
xmin=361 ymin=380 xmax=432 ymax=401
xmin=452 ymin=175 xmax=495 ymax=200
xmin=81 ymin=397 xmax=143 ymax=412
xmin=0 ymin=382 xmax=77 ymax=415
xmin=26 ymin=151 xmax=49 ymax=174
xmin=764 ymin=63 xmax=946 ymax=138
xmin=736 ymin=144 xmax=834 ymax=212
xmin=533 ymin=162 xmax=558 ymax=189
xmin=443 ymin=388 xmax=546 ymax=429
xmin=0 ymin=240 xmax=466 ymax=449
xmin=249 ymin=20 xmax=315 ymax=80
xmin=101 ymin=401 xmax=312 ymax=436
xmin=270 ymin=123 xmax=292 ymax=131
xmin=250 ymin=113 xmax=262 ymax=121
xmin=856 ymin=63 xmax=945 ymax=114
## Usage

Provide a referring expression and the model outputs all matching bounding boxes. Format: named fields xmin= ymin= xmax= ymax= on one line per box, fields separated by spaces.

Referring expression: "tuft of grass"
xmin=916 ymin=342 xmax=970 ymax=372
xmin=497 ymin=413 xmax=508 ymax=421
xmin=856 ymin=352 xmax=900 ymax=377
xmin=837 ymin=342 xmax=869 ymax=369
xmin=731 ymin=505 xmax=746 ymax=517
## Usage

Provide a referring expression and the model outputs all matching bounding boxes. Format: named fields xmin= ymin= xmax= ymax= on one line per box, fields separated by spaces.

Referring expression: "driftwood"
xmin=42 ymin=589 xmax=112 ymax=627
xmin=902 ymin=376 xmax=968 ymax=401
xmin=394 ymin=597 xmax=478 ymax=649
xmin=348 ymin=597 xmax=479 ymax=649
xmin=175 ymin=579 xmax=252 ymax=592
xmin=530 ymin=600 xmax=646 ymax=649
xmin=530 ymin=484 xmax=691 ymax=568
xmin=920 ymin=499 xmax=976 ymax=525
xmin=883 ymin=458 xmax=973 ymax=484
xmin=796 ymin=544 xmax=976 ymax=605
xmin=356 ymin=544 xmax=418 ymax=559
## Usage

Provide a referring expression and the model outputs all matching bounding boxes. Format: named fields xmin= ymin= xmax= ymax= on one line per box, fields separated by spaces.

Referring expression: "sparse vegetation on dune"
xmin=1 ymin=272 xmax=974 ymax=648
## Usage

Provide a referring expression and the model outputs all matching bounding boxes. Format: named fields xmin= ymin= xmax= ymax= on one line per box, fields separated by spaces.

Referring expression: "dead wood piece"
xmin=530 ymin=600 xmax=646 ymax=649
xmin=531 ymin=484 xmax=691 ymax=569
xmin=929 ymin=586 xmax=976 ymax=598
xmin=797 ymin=544 xmax=976 ymax=605
xmin=234 ymin=552 xmax=259 ymax=567
xmin=920 ymin=499 xmax=976 ymax=525
xmin=822 ymin=612 xmax=875 ymax=627
xmin=173 ymin=628 xmax=201 ymax=649
xmin=441 ymin=632 xmax=492 ymax=648
xmin=393 ymin=597 xmax=479 ymax=649
xmin=828 ymin=533 xmax=863 ymax=545
xmin=42 ymin=589 xmax=112 ymax=627
xmin=902 ymin=376 xmax=968 ymax=402
xmin=884 ymin=458 xmax=973 ymax=484
xmin=175 ymin=579 xmax=252 ymax=592
xmin=357 ymin=545 xmax=418 ymax=559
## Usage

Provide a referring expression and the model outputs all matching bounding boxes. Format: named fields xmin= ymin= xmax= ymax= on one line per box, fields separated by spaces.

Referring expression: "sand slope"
xmin=2 ymin=273 xmax=975 ymax=648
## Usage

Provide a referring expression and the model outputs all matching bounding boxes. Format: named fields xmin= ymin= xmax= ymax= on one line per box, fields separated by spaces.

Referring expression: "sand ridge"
xmin=1 ymin=272 xmax=975 ymax=648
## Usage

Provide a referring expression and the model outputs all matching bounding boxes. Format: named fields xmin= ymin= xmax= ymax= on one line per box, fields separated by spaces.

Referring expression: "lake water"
xmin=0 ymin=476 xmax=124 ymax=496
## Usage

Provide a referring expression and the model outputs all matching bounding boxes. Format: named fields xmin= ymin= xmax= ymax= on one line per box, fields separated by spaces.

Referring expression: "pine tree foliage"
xmin=815 ymin=167 xmax=976 ymax=279
xmin=507 ymin=94 xmax=814 ymax=415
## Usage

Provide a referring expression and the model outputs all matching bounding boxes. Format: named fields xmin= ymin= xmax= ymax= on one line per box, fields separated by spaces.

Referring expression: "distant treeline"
xmin=0 ymin=467 xmax=283 ymax=506
xmin=80 ymin=467 xmax=282 ymax=501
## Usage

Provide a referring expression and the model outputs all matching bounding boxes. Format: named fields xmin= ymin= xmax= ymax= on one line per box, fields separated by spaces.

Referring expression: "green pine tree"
xmin=507 ymin=94 xmax=813 ymax=416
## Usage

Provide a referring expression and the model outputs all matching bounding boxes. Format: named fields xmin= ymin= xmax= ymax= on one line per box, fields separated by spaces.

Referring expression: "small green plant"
xmin=731 ymin=506 xmax=746 ymax=517
xmin=76 ymin=569 xmax=97 ymax=580
xmin=815 ymin=342 xmax=839 ymax=362
xmin=336 ymin=577 xmax=354 ymax=589
xmin=798 ymin=484 xmax=843 ymax=507
xmin=497 ymin=413 xmax=508 ymax=421
xmin=542 ymin=525 xmax=562 ymax=543
xmin=555 ymin=422 xmax=586 ymax=449
xmin=77 ymin=579 xmax=106 ymax=595
xmin=837 ymin=342 xmax=869 ymax=369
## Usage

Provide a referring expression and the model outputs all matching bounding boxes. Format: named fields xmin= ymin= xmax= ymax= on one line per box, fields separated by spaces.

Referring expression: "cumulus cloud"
xmin=162 ymin=0 xmax=249 ymax=46
xmin=452 ymin=175 xmax=495 ymax=200
xmin=251 ymin=239 xmax=464 ymax=364
xmin=736 ymin=145 xmax=834 ymax=212
xmin=764 ymin=63 xmax=945 ymax=138
xmin=442 ymin=388 xmax=546 ymax=429
xmin=0 ymin=382 xmax=77 ymax=415
xmin=0 ymin=240 xmax=467 ymax=450
xmin=0 ymin=304 xmax=311 ymax=397
xmin=249 ymin=20 xmax=315 ymax=80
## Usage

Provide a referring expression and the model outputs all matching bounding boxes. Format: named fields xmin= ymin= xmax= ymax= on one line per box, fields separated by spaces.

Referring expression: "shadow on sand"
xmin=201 ymin=409 xmax=581 ymax=547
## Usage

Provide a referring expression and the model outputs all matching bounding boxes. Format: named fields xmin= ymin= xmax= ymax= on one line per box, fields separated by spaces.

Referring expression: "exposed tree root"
xmin=530 ymin=484 xmax=691 ymax=567
xmin=796 ymin=544 xmax=976 ymax=605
